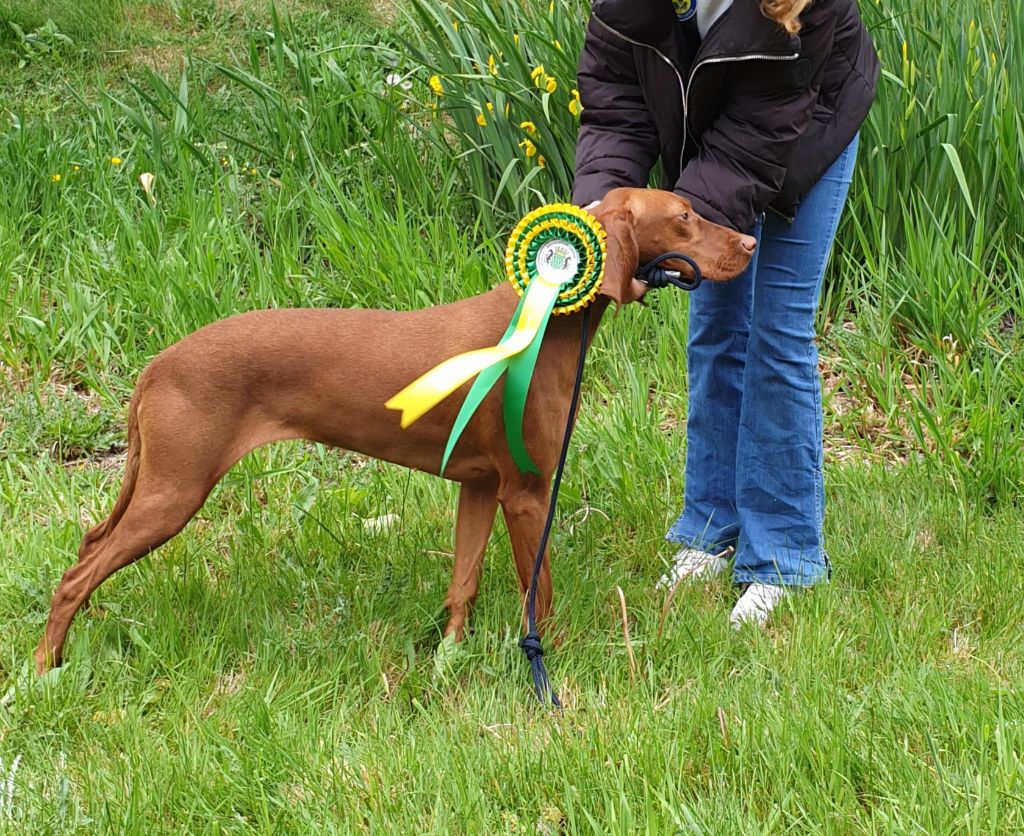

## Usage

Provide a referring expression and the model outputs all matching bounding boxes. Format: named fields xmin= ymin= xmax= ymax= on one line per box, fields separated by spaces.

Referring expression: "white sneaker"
xmin=729 ymin=583 xmax=789 ymax=628
xmin=656 ymin=546 xmax=730 ymax=590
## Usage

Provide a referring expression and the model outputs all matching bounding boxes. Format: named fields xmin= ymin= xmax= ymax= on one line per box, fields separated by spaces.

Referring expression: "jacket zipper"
xmin=684 ymin=53 xmax=798 ymax=172
xmin=593 ymin=15 xmax=797 ymax=179
xmin=592 ymin=14 xmax=688 ymax=175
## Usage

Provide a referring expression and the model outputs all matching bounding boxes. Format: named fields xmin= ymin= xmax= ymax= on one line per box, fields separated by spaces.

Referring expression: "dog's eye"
xmin=679 ymin=211 xmax=690 ymax=222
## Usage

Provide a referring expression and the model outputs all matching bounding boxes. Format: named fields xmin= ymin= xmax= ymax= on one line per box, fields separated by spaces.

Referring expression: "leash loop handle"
xmin=637 ymin=251 xmax=703 ymax=292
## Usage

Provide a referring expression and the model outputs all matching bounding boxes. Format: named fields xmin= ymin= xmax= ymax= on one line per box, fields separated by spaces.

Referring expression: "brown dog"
xmin=35 ymin=188 xmax=755 ymax=673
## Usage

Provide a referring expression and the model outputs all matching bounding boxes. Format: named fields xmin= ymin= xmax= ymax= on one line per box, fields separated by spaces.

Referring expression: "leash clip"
xmin=637 ymin=251 xmax=702 ymax=292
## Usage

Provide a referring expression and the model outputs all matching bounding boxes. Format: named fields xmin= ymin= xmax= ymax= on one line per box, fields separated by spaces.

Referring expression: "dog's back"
xmin=139 ymin=286 xmax=524 ymax=478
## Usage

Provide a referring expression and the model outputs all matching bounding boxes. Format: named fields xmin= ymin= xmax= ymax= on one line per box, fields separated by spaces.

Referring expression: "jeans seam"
xmin=811 ymin=136 xmax=856 ymax=575
xmin=808 ymin=172 xmax=844 ymax=568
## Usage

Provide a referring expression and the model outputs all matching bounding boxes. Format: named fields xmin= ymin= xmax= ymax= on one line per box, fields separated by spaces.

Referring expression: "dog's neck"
xmin=545 ymin=295 xmax=613 ymax=345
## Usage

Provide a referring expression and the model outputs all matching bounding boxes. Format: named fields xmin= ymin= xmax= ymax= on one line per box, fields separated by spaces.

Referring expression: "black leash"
xmin=519 ymin=305 xmax=591 ymax=708
xmin=518 ymin=252 xmax=703 ymax=708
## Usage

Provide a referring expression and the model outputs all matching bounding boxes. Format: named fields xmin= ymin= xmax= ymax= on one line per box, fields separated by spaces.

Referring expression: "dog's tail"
xmin=78 ymin=386 xmax=143 ymax=558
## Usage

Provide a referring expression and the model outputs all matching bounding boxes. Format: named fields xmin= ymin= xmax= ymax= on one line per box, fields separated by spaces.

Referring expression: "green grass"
xmin=0 ymin=0 xmax=125 ymax=52
xmin=1 ymin=0 xmax=1023 ymax=831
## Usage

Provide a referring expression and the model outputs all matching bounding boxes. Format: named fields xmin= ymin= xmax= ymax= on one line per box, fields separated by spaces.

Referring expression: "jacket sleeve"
xmin=571 ymin=15 xmax=661 ymax=207
xmin=674 ymin=5 xmax=838 ymax=231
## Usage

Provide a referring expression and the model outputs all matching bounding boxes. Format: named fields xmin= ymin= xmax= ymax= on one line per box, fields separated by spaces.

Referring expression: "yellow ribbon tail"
xmin=386 ymin=280 xmax=561 ymax=428
xmin=386 ymin=345 xmax=515 ymax=428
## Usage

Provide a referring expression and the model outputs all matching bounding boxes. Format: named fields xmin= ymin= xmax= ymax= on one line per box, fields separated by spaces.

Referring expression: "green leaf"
xmin=940 ymin=142 xmax=976 ymax=219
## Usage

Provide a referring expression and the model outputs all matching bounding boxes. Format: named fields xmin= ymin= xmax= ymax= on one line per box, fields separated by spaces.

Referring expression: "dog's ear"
xmin=598 ymin=207 xmax=645 ymax=306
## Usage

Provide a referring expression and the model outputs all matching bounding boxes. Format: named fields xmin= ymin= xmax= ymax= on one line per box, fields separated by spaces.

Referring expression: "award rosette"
xmin=386 ymin=203 xmax=606 ymax=474
xmin=505 ymin=203 xmax=606 ymax=315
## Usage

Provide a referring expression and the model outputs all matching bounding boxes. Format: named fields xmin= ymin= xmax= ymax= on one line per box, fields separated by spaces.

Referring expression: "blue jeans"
xmin=666 ymin=135 xmax=859 ymax=586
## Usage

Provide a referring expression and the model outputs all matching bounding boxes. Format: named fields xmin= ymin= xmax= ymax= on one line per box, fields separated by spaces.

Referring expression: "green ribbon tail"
xmin=439 ymin=360 xmax=508 ymax=476
xmin=503 ymin=297 xmax=559 ymax=475
xmin=438 ymin=294 xmax=528 ymax=476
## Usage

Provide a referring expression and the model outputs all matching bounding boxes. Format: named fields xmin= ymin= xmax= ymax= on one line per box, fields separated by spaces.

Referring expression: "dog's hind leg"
xmin=442 ymin=478 xmax=499 ymax=641
xmin=34 ymin=388 xmax=233 ymax=673
xmin=34 ymin=463 xmax=215 ymax=674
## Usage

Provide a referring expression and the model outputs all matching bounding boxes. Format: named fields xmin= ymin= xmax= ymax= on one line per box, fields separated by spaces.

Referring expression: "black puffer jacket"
xmin=571 ymin=0 xmax=880 ymax=231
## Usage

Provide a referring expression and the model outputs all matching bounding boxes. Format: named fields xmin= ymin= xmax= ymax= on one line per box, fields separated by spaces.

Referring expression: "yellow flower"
xmin=486 ymin=102 xmax=494 ymax=113
xmin=488 ymin=54 xmax=498 ymax=76
xmin=250 ymin=167 xmax=258 ymax=176
xmin=549 ymin=0 xmax=555 ymax=13
xmin=519 ymin=120 xmax=537 ymax=136
xmin=111 ymin=156 xmax=122 ymax=166
xmin=429 ymin=75 xmax=444 ymax=96
xmin=537 ymin=156 xmax=546 ymax=168
xmin=520 ymin=138 xmax=537 ymax=157
xmin=531 ymin=64 xmax=556 ymax=93
xmin=901 ymin=41 xmax=907 ymax=64
xmin=513 ymin=33 xmax=520 ymax=46
xmin=51 ymin=173 xmax=61 ymax=182
xmin=476 ymin=111 xmax=487 ymax=127
xmin=569 ymin=88 xmax=582 ymax=117
xmin=452 ymin=19 xmax=459 ymax=31
xmin=553 ymin=40 xmax=562 ymax=51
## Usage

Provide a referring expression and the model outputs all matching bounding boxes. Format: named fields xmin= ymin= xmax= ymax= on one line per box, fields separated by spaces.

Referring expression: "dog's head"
xmin=590 ymin=188 xmax=757 ymax=305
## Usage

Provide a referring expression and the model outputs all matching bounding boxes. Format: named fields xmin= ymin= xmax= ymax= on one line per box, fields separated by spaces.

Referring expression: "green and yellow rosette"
xmin=386 ymin=203 xmax=606 ymax=475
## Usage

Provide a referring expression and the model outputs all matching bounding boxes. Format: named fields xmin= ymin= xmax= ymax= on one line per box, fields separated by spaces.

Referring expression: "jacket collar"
xmin=591 ymin=0 xmax=799 ymax=62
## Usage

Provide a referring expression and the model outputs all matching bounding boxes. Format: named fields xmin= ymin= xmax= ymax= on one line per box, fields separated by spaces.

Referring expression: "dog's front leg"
xmin=498 ymin=479 xmax=556 ymax=636
xmin=442 ymin=479 xmax=499 ymax=641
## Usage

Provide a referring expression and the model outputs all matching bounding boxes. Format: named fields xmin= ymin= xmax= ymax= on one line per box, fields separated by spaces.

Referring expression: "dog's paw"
xmin=432 ymin=632 xmax=468 ymax=680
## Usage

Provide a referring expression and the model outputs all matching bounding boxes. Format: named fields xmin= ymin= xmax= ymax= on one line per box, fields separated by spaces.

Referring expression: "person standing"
xmin=572 ymin=0 xmax=879 ymax=625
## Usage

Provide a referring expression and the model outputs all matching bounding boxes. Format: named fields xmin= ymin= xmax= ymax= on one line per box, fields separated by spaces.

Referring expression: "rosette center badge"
xmin=535 ymin=239 xmax=579 ymax=285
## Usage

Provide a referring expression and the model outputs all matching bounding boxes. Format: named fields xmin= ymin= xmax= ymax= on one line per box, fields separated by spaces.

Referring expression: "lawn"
xmin=1 ymin=0 xmax=1022 ymax=831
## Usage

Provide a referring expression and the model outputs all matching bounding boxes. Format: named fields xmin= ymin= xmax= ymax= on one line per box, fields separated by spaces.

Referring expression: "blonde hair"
xmin=760 ymin=0 xmax=813 ymax=33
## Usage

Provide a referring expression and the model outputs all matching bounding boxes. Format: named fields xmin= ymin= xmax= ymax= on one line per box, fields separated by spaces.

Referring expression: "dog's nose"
xmin=739 ymin=234 xmax=757 ymax=253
